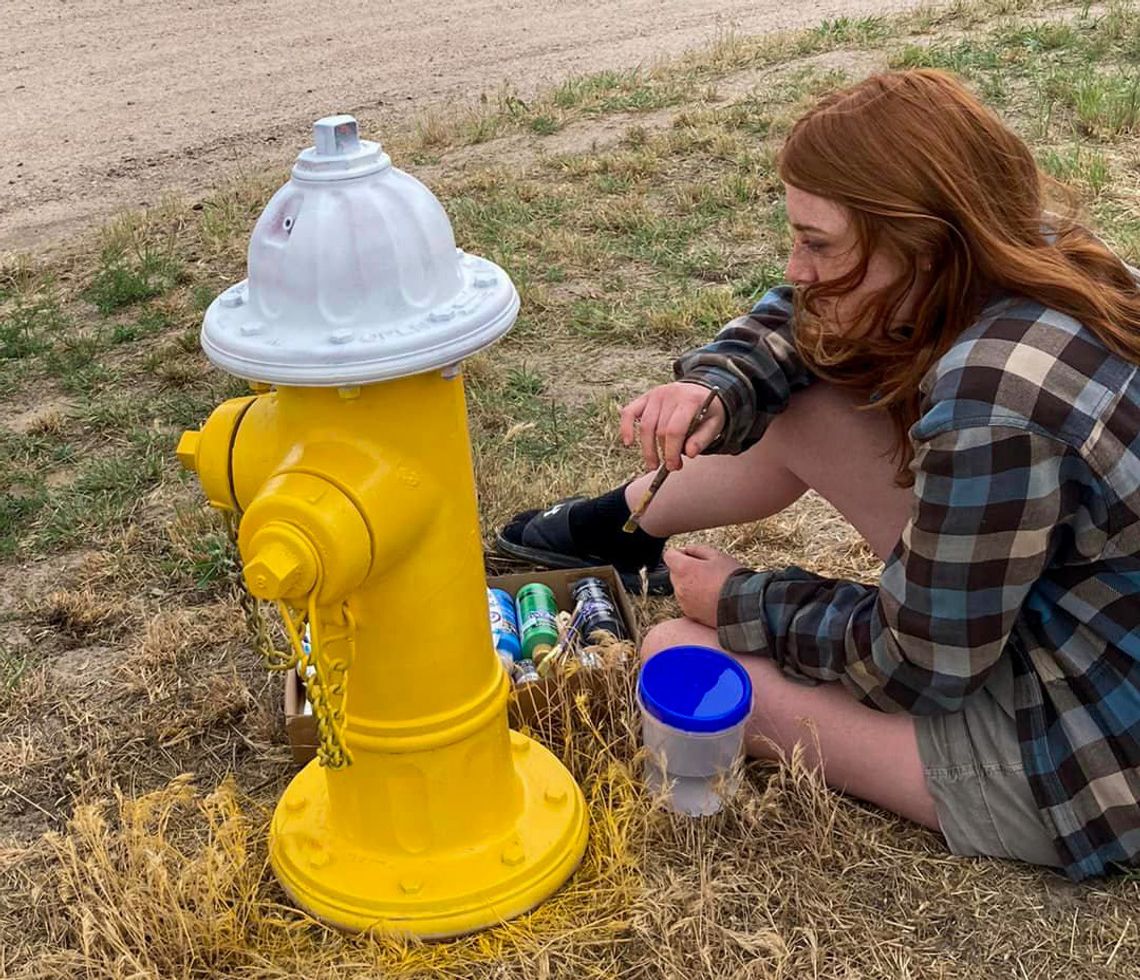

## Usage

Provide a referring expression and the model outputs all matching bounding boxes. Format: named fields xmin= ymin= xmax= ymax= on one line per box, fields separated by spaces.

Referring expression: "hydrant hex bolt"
xmin=180 ymin=114 xmax=588 ymax=938
xmin=175 ymin=430 xmax=200 ymax=473
xmin=243 ymin=530 xmax=317 ymax=601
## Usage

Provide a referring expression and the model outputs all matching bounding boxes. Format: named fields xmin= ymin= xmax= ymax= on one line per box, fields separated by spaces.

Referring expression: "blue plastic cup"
xmin=637 ymin=645 xmax=753 ymax=816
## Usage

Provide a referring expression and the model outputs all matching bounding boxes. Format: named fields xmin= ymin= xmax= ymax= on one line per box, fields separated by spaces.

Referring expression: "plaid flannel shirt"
xmin=676 ymin=286 xmax=1140 ymax=881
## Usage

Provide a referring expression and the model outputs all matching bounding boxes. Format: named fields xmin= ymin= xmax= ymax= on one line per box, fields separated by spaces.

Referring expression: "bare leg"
xmin=628 ymin=383 xmax=912 ymax=562
xmin=640 ymin=618 xmax=940 ymax=830
xmin=630 ymin=383 xmax=938 ymax=828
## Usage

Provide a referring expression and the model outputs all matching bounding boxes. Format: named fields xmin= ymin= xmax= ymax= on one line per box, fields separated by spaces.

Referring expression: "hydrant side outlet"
xmin=179 ymin=395 xmax=258 ymax=511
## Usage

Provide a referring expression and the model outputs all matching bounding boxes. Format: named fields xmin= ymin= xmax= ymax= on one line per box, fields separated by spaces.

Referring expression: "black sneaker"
xmin=494 ymin=497 xmax=672 ymax=595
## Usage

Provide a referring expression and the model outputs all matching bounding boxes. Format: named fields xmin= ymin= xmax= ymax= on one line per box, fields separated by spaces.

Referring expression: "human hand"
xmin=620 ymin=382 xmax=726 ymax=472
xmin=663 ymin=544 xmax=746 ymax=629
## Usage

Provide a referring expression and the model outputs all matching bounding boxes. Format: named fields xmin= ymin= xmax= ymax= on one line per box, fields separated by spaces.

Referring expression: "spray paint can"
xmin=487 ymin=587 xmax=522 ymax=672
xmin=299 ymin=624 xmax=315 ymax=715
xmin=516 ymin=582 xmax=560 ymax=665
xmin=570 ymin=576 xmax=625 ymax=641
xmin=512 ymin=658 xmax=541 ymax=685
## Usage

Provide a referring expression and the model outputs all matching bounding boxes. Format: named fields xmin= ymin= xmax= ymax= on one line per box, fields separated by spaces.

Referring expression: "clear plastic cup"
xmin=637 ymin=645 xmax=753 ymax=816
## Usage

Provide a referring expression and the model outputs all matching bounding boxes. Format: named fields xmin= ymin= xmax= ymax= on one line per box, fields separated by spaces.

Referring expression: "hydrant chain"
xmin=277 ymin=593 xmax=356 ymax=769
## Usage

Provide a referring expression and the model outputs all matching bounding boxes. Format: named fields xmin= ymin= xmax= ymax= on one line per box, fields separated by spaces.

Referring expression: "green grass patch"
xmin=1092 ymin=199 xmax=1140 ymax=264
xmin=467 ymin=363 xmax=597 ymax=462
xmin=109 ymin=306 xmax=177 ymax=345
xmin=890 ymin=40 xmax=1004 ymax=76
xmin=996 ymin=21 xmax=1081 ymax=54
xmin=1067 ymin=71 xmax=1140 ymax=136
xmin=806 ymin=15 xmax=891 ymax=46
xmin=0 ymin=643 xmax=36 ymax=708
xmin=33 ymin=432 xmax=168 ymax=550
xmin=0 ymin=483 xmax=47 ymax=556
xmin=0 ymin=293 xmax=63 ymax=360
xmin=732 ymin=262 xmax=787 ymax=303
xmin=186 ymin=529 xmax=240 ymax=589
xmin=548 ymin=69 xmax=690 ymax=113
xmin=1037 ymin=144 xmax=1111 ymax=195
xmin=85 ymin=244 xmax=184 ymax=314
xmin=0 ymin=428 xmax=53 ymax=554
xmin=641 ymin=286 xmax=746 ymax=342
xmin=42 ymin=335 xmax=111 ymax=395
xmin=529 ymin=114 xmax=561 ymax=136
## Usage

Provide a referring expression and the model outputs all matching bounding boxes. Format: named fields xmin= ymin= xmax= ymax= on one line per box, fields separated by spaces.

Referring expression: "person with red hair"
xmin=496 ymin=70 xmax=1140 ymax=879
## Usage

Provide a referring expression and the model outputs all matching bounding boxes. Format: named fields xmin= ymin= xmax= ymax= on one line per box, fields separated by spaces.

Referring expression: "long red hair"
xmin=778 ymin=69 xmax=1140 ymax=483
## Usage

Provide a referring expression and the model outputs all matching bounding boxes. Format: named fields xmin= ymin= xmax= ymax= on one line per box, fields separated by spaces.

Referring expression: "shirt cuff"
xmin=716 ymin=567 xmax=773 ymax=656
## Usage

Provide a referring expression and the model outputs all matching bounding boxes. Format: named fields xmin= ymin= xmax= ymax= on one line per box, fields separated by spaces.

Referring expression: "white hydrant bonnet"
xmin=200 ymin=115 xmax=519 ymax=385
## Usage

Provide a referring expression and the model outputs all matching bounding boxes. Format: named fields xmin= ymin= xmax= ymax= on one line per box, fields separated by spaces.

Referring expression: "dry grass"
xmin=8 ymin=649 xmax=1134 ymax=980
xmin=3 ymin=0 xmax=1140 ymax=976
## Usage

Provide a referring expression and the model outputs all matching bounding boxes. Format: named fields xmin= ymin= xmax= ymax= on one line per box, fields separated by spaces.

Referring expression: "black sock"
xmin=568 ymin=483 xmax=667 ymax=571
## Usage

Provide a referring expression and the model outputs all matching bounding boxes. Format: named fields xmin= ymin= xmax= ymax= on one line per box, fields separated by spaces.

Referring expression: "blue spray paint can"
xmin=487 ymin=587 xmax=522 ymax=671
xmin=299 ymin=624 xmax=315 ymax=716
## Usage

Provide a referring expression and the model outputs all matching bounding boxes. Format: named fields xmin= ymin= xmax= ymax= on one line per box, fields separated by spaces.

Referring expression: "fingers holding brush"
xmin=622 ymin=385 xmax=723 ymax=533
xmin=661 ymin=399 xmax=724 ymax=469
xmin=620 ymin=382 xmax=726 ymax=472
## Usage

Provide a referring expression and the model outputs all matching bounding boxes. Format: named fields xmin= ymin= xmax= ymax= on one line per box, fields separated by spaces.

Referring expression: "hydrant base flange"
xmin=269 ymin=730 xmax=589 ymax=937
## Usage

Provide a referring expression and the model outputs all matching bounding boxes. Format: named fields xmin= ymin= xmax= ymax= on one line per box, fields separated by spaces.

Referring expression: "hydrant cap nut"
xmin=244 ymin=534 xmax=317 ymax=600
xmin=176 ymin=430 xmax=200 ymax=472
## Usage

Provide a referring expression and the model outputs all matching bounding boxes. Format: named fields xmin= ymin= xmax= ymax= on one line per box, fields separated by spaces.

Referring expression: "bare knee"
xmin=640 ymin=619 xmax=687 ymax=662
xmin=639 ymin=617 xmax=720 ymax=663
xmin=764 ymin=383 xmax=910 ymax=562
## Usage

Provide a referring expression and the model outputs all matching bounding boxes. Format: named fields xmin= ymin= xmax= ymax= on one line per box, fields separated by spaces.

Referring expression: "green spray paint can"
xmin=515 ymin=582 xmax=560 ymax=664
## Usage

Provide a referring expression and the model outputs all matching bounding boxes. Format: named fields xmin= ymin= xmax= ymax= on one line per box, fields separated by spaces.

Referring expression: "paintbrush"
xmin=623 ymin=386 xmax=720 ymax=533
xmin=538 ymin=600 xmax=588 ymax=677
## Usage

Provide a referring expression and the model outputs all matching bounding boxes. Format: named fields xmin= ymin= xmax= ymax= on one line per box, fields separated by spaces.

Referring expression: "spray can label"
xmin=299 ymin=623 xmax=315 ymax=715
xmin=515 ymin=582 xmax=560 ymax=660
xmin=570 ymin=576 xmax=625 ymax=641
xmin=512 ymin=658 xmax=541 ymax=685
xmin=487 ymin=587 xmax=523 ymax=663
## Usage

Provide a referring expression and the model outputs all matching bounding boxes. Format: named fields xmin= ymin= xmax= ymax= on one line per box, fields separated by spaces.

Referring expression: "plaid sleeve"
xmin=716 ymin=425 xmax=1078 ymax=714
xmin=672 ymin=286 xmax=813 ymax=455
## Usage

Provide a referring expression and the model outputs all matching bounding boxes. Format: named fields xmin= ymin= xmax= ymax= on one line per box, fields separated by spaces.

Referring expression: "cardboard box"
xmin=283 ymin=564 xmax=640 ymax=766
xmin=488 ymin=565 xmax=641 ymax=731
xmin=283 ymin=659 xmax=319 ymax=766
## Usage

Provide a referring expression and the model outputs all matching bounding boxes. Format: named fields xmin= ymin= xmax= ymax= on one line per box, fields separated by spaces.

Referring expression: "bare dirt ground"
xmin=2 ymin=0 xmax=932 ymax=253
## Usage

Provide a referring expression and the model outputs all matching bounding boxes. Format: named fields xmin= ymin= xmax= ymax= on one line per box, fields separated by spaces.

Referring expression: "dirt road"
xmin=2 ymin=0 xmax=926 ymax=252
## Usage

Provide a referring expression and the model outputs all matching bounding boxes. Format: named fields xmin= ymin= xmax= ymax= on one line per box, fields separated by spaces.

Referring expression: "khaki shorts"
xmin=914 ymin=657 xmax=1061 ymax=868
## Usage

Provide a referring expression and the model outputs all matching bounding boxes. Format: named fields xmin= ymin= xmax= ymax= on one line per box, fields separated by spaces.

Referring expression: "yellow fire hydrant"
xmin=176 ymin=116 xmax=587 ymax=936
